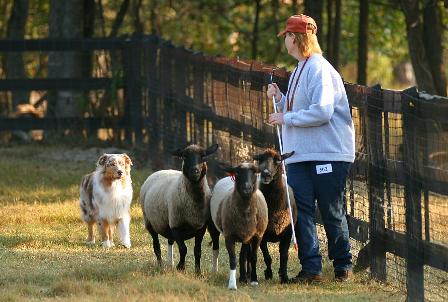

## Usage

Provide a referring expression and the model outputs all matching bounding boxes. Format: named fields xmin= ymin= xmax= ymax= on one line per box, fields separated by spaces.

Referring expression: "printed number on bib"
xmin=316 ymin=164 xmax=332 ymax=175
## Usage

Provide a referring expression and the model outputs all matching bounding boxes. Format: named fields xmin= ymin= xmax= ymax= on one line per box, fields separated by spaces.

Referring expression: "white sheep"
xmin=209 ymin=162 xmax=268 ymax=290
xmin=140 ymin=144 xmax=218 ymax=273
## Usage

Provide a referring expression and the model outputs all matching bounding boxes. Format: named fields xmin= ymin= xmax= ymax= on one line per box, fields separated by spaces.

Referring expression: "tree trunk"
xmin=132 ymin=0 xmax=143 ymax=34
xmin=82 ymin=0 xmax=95 ymax=80
xmin=149 ymin=0 xmax=160 ymax=35
xmin=422 ymin=1 xmax=446 ymax=96
xmin=291 ymin=0 xmax=299 ymax=14
xmin=48 ymin=0 xmax=83 ymax=118
xmin=326 ymin=0 xmax=334 ymax=64
xmin=110 ymin=0 xmax=130 ymax=37
xmin=400 ymin=0 xmax=436 ymax=94
xmin=357 ymin=0 xmax=368 ymax=85
xmin=304 ymin=0 xmax=324 ymax=48
xmin=333 ymin=0 xmax=341 ymax=70
xmin=6 ymin=0 xmax=29 ymax=111
xmin=270 ymin=0 xmax=281 ymax=63
xmin=251 ymin=0 xmax=262 ymax=60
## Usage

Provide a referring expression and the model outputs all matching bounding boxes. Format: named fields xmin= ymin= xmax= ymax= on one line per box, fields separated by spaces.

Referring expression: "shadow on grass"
xmin=0 ymin=234 xmax=34 ymax=248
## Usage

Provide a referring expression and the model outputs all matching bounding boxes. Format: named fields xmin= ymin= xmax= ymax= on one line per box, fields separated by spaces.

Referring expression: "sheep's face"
xmin=172 ymin=144 xmax=219 ymax=183
xmin=254 ymin=150 xmax=294 ymax=184
xmin=224 ymin=163 xmax=259 ymax=199
xmin=97 ymin=153 xmax=133 ymax=180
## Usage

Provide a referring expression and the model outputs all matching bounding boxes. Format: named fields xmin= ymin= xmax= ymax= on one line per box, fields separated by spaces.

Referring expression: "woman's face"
xmin=284 ymin=32 xmax=296 ymax=55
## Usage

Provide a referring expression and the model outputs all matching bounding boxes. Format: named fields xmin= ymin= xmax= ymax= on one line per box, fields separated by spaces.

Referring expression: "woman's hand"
xmin=269 ymin=112 xmax=284 ymax=125
xmin=267 ymin=83 xmax=282 ymax=102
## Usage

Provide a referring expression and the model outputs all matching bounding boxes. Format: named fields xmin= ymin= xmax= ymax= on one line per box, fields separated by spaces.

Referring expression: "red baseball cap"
xmin=277 ymin=14 xmax=317 ymax=37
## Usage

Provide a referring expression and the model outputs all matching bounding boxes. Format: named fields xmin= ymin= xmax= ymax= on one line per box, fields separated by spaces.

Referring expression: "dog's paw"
xmin=122 ymin=241 xmax=131 ymax=249
xmin=86 ymin=239 xmax=96 ymax=245
xmin=102 ymin=240 xmax=112 ymax=248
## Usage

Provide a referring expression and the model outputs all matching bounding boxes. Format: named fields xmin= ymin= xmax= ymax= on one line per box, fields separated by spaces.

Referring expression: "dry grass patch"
xmin=0 ymin=144 xmax=404 ymax=301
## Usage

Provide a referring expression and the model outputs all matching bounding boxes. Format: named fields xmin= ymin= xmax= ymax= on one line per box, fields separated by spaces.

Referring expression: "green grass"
xmin=0 ymin=144 xmax=404 ymax=301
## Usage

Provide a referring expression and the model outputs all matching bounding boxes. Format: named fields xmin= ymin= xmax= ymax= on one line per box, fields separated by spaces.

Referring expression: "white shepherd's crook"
xmin=270 ymin=70 xmax=298 ymax=251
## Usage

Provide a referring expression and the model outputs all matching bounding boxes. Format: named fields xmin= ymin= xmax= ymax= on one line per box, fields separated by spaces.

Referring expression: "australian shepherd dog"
xmin=80 ymin=153 xmax=133 ymax=248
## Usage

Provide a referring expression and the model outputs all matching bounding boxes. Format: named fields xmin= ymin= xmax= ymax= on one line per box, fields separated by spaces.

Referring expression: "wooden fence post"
xmin=366 ymin=84 xmax=387 ymax=281
xmin=193 ymin=52 xmax=205 ymax=146
xmin=123 ymin=33 xmax=143 ymax=144
xmin=160 ymin=41 xmax=174 ymax=166
xmin=402 ymin=87 xmax=424 ymax=302
xmin=145 ymin=35 xmax=160 ymax=153
xmin=173 ymin=47 xmax=188 ymax=148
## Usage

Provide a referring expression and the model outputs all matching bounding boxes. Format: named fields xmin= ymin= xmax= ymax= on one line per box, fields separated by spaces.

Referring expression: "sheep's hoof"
xmin=176 ymin=263 xmax=185 ymax=271
xmin=264 ymin=268 xmax=273 ymax=280
xmin=228 ymin=284 xmax=237 ymax=290
xmin=250 ymin=281 xmax=259 ymax=287
xmin=280 ymin=276 xmax=289 ymax=284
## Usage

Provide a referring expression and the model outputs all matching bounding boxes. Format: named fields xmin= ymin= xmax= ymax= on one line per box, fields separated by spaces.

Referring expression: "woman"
xmin=267 ymin=14 xmax=355 ymax=283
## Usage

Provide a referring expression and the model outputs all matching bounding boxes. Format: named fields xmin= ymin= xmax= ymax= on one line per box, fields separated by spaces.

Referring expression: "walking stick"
xmin=270 ymin=71 xmax=298 ymax=252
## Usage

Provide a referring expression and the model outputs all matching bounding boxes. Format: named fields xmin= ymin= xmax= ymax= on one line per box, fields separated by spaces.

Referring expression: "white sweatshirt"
xmin=276 ymin=54 xmax=355 ymax=164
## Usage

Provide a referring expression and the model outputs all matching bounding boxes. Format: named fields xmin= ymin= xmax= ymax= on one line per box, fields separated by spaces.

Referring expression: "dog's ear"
xmin=122 ymin=153 xmax=133 ymax=166
xmin=97 ymin=154 xmax=108 ymax=167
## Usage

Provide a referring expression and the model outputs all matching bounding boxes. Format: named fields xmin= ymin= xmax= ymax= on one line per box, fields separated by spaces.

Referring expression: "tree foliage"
xmin=0 ymin=0 xmax=446 ymax=91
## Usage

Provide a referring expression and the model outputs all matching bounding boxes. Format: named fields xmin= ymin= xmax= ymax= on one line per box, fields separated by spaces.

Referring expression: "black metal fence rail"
xmin=0 ymin=35 xmax=447 ymax=301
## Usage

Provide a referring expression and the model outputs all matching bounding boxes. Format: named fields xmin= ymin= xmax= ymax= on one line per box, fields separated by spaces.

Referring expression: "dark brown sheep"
xmin=209 ymin=163 xmax=268 ymax=290
xmin=254 ymin=149 xmax=297 ymax=283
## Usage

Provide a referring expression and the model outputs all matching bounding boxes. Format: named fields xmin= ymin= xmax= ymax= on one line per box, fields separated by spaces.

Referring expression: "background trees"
xmin=1 ymin=0 xmax=447 ymax=114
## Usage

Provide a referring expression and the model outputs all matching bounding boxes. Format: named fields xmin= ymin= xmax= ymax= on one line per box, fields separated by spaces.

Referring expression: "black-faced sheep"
xmin=209 ymin=163 xmax=268 ymax=290
xmin=254 ymin=149 xmax=297 ymax=283
xmin=140 ymin=144 xmax=218 ymax=273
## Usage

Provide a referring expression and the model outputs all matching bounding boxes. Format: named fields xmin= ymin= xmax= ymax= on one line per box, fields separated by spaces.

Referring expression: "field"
xmin=0 ymin=144 xmax=404 ymax=301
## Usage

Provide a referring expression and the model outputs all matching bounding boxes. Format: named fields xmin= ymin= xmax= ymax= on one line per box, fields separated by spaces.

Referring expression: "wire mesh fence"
xmin=0 ymin=34 xmax=447 ymax=301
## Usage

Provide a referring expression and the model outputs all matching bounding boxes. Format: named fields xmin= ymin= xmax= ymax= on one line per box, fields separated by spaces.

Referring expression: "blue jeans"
xmin=287 ymin=161 xmax=352 ymax=275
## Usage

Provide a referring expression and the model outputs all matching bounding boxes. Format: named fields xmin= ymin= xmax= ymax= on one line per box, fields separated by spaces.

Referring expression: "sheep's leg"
xmin=171 ymin=228 xmax=187 ymax=271
xmin=249 ymin=236 xmax=261 ymax=286
xmin=145 ymin=221 xmax=163 ymax=266
xmin=194 ymin=225 xmax=207 ymax=274
xmin=260 ymin=239 xmax=273 ymax=280
xmin=278 ymin=230 xmax=291 ymax=283
xmin=246 ymin=244 xmax=253 ymax=281
xmin=167 ymin=239 xmax=174 ymax=267
xmin=207 ymin=219 xmax=220 ymax=273
xmin=239 ymin=244 xmax=249 ymax=283
xmin=225 ymin=237 xmax=237 ymax=290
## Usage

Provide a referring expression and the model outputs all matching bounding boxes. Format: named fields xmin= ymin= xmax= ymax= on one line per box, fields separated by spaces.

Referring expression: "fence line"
xmin=0 ymin=34 xmax=447 ymax=301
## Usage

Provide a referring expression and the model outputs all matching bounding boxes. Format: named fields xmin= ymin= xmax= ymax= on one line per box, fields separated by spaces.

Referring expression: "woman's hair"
xmin=291 ymin=32 xmax=322 ymax=57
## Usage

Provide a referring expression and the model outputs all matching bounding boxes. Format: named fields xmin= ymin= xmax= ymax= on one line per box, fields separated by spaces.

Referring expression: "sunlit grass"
xmin=0 ymin=144 xmax=404 ymax=301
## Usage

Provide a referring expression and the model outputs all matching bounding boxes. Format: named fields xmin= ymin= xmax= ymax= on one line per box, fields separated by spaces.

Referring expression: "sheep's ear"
xmin=204 ymin=144 xmax=219 ymax=157
xmin=281 ymin=151 xmax=294 ymax=161
xmin=97 ymin=154 xmax=108 ymax=167
xmin=171 ymin=148 xmax=183 ymax=158
xmin=122 ymin=153 xmax=133 ymax=166
xmin=253 ymin=154 xmax=263 ymax=161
